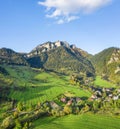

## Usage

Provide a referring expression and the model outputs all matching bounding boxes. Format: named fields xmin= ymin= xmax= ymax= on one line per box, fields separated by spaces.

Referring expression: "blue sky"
xmin=0 ymin=0 xmax=120 ymax=54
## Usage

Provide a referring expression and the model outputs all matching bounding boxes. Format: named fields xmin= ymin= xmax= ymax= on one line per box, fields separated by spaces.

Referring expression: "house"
xmin=66 ymin=99 xmax=73 ymax=106
xmin=108 ymin=94 xmax=113 ymax=98
xmin=89 ymin=94 xmax=98 ymax=100
xmin=76 ymin=97 xmax=82 ymax=103
xmin=60 ymin=97 xmax=66 ymax=103
xmin=67 ymin=100 xmax=72 ymax=106
xmin=95 ymin=90 xmax=102 ymax=97
xmin=49 ymin=101 xmax=60 ymax=109
xmin=113 ymin=96 xmax=119 ymax=100
xmin=117 ymin=89 xmax=120 ymax=93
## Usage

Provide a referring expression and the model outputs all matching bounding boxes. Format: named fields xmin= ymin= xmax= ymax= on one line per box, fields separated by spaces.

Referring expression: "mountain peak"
xmin=26 ymin=41 xmax=94 ymax=75
xmin=35 ymin=40 xmax=71 ymax=50
xmin=27 ymin=41 xmax=77 ymax=57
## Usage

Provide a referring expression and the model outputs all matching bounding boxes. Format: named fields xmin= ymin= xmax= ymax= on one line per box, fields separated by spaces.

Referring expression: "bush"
xmin=17 ymin=102 xmax=24 ymax=111
xmin=63 ymin=105 xmax=72 ymax=115
xmin=14 ymin=120 xmax=22 ymax=129
xmin=1 ymin=116 xmax=15 ymax=129
xmin=13 ymin=111 xmax=19 ymax=118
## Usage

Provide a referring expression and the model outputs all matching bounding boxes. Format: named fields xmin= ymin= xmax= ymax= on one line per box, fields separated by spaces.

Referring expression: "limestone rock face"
xmin=27 ymin=40 xmax=90 ymax=58
xmin=27 ymin=41 xmax=74 ymax=57
xmin=108 ymin=49 xmax=120 ymax=64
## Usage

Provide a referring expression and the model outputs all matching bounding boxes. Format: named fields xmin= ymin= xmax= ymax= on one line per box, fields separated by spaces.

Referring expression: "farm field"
xmin=34 ymin=113 xmax=120 ymax=129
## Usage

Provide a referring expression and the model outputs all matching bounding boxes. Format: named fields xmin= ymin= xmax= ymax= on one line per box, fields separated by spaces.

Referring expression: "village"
xmin=36 ymin=86 xmax=120 ymax=116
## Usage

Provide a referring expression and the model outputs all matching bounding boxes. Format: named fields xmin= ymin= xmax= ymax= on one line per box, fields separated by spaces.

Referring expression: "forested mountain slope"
xmin=90 ymin=47 xmax=120 ymax=85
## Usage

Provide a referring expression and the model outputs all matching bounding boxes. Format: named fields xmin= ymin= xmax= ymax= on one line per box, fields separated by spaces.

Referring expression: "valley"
xmin=0 ymin=41 xmax=120 ymax=129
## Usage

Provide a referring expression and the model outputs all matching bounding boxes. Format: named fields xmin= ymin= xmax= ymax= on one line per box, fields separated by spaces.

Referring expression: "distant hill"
xmin=90 ymin=47 xmax=120 ymax=85
xmin=0 ymin=48 xmax=28 ymax=65
xmin=27 ymin=41 xmax=95 ymax=75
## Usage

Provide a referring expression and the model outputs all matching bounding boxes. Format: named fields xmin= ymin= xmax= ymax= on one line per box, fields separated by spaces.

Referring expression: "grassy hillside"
xmin=0 ymin=65 xmax=91 ymax=107
xmin=94 ymin=76 xmax=116 ymax=88
xmin=8 ymin=71 xmax=91 ymax=107
xmin=34 ymin=113 xmax=120 ymax=129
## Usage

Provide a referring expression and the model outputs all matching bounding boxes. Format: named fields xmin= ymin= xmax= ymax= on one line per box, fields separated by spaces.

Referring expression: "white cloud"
xmin=38 ymin=0 xmax=112 ymax=24
xmin=57 ymin=19 xmax=64 ymax=24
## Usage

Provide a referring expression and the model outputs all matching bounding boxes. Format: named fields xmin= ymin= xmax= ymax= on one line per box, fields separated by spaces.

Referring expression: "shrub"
xmin=63 ymin=105 xmax=72 ymax=115
xmin=13 ymin=111 xmax=19 ymax=118
xmin=17 ymin=102 xmax=24 ymax=111
xmin=14 ymin=120 xmax=22 ymax=129
xmin=1 ymin=116 xmax=15 ymax=129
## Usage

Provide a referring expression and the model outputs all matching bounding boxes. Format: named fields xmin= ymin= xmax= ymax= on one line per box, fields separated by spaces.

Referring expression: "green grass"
xmin=1 ymin=65 xmax=91 ymax=107
xmin=9 ymin=85 xmax=90 ymax=106
xmin=1 ymin=66 xmax=117 ymax=108
xmin=94 ymin=76 xmax=116 ymax=88
xmin=34 ymin=113 xmax=120 ymax=129
xmin=9 ymin=72 xmax=91 ymax=104
xmin=3 ymin=65 xmax=38 ymax=86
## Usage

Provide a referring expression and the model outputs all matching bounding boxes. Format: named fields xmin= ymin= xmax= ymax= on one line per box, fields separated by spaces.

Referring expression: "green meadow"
xmin=94 ymin=76 xmax=116 ymax=88
xmin=34 ymin=113 xmax=120 ymax=129
xmin=1 ymin=65 xmax=91 ymax=107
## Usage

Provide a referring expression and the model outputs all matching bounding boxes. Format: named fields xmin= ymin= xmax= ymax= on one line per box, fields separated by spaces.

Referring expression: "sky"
xmin=0 ymin=0 xmax=120 ymax=55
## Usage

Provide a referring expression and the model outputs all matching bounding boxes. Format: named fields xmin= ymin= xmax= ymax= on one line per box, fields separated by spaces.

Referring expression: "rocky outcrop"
xmin=27 ymin=40 xmax=91 ymax=59
xmin=27 ymin=41 xmax=75 ymax=57
xmin=108 ymin=49 xmax=120 ymax=64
